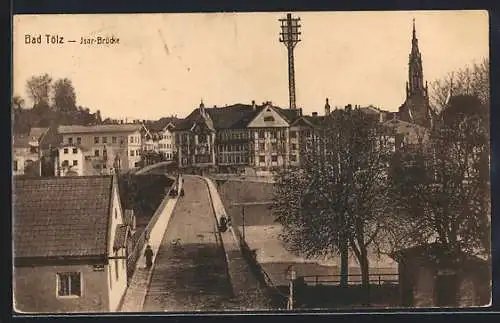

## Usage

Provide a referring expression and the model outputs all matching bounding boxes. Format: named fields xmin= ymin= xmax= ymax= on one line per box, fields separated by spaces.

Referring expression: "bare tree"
xmin=273 ymin=107 xmax=394 ymax=296
xmin=430 ymin=58 xmax=489 ymax=111
xmin=390 ymin=96 xmax=490 ymax=260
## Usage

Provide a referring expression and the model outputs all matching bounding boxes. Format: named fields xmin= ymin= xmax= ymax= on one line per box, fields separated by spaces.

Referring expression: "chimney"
xmin=324 ymin=98 xmax=331 ymax=116
xmin=312 ymin=112 xmax=318 ymax=117
xmin=252 ymin=100 xmax=256 ymax=110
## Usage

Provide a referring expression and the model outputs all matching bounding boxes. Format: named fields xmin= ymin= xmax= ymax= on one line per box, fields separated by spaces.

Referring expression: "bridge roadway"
xmin=142 ymin=176 xmax=233 ymax=312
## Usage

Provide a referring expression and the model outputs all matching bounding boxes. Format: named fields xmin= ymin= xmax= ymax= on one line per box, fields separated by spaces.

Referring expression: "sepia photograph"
xmin=12 ymin=10 xmax=491 ymax=313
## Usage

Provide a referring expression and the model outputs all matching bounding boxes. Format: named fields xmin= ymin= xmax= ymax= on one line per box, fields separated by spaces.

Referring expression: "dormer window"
xmin=264 ymin=116 xmax=275 ymax=122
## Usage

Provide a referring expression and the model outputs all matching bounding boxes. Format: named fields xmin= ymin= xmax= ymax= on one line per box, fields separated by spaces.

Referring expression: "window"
xmin=130 ymin=137 xmax=134 ymax=144
xmin=271 ymin=143 xmax=277 ymax=152
xmin=94 ymin=137 xmax=99 ymax=144
xmin=290 ymin=155 xmax=297 ymax=162
xmin=271 ymin=156 xmax=278 ymax=162
xmin=291 ymin=143 xmax=298 ymax=151
xmin=73 ymin=160 xmax=78 ymax=166
xmin=57 ymin=272 xmax=81 ymax=297
xmin=270 ymin=131 xmax=277 ymax=138
xmin=259 ymin=156 xmax=265 ymax=163
xmin=259 ymin=131 xmax=265 ymax=139
xmin=68 ymin=137 xmax=73 ymax=145
xmin=259 ymin=143 xmax=265 ymax=150
xmin=103 ymin=164 xmax=107 ymax=169
xmin=290 ymin=131 xmax=297 ymax=139
xmin=102 ymin=137 xmax=107 ymax=144
xmin=13 ymin=160 xmax=18 ymax=171
xmin=134 ymin=162 xmax=140 ymax=167
xmin=77 ymin=137 xmax=81 ymax=145
xmin=130 ymin=150 xmax=135 ymax=157
xmin=120 ymin=137 xmax=124 ymax=145
xmin=72 ymin=148 xmax=78 ymax=154
xmin=63 ymin=148 xmax=68 ymax=154
xmin=112 ymin=136 xmax=117 ymax=144
xmin=94 ymin=150 xmax=100 ymax=157
xmin=115 ymin=259 xmax=119 ymax=280
xmin=103 ymin=149 xmax=107 ymax=158
xmin=62 ymin=160 xmax=69 ymax=166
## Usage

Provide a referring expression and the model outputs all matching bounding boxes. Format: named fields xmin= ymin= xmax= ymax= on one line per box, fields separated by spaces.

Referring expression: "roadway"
xmin=142 ymin=176 xmax=233 ymax=312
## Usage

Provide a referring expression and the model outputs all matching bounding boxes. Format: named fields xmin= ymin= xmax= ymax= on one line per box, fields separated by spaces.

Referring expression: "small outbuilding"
xmin=391 ymin=243 xmax=490 ymax=307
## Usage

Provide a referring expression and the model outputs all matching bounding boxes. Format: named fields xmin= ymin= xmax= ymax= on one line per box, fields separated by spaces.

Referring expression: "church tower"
xmin=398 ymin=19 xmax=434 ymax=128
xmin=406 ymin=19 xmax=429 ymax=99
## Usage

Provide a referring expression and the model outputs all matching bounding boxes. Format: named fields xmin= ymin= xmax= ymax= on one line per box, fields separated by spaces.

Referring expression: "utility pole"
xmin=242 ymin=205 xmax=245 ymax=241
xmin=279 ymin=13 xmax=301 ymax=110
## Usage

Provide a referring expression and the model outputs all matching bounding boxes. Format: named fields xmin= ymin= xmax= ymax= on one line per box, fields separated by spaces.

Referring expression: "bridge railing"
xmin=125 ymin=176 xmax=177 ymax=284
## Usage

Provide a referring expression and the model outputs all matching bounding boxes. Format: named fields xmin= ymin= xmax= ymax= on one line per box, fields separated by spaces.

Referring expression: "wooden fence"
xmin=302 ymin=273 xmax=399 ymax=286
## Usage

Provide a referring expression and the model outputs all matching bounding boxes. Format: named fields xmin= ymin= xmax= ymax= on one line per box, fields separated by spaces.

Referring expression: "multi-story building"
xmin=174 ymin=100 xmax=307 ymax=173
xmin=57 ymin=124 xmax=144 ymax=175
xmin=156 ymin=122 xmax=176 ymax=160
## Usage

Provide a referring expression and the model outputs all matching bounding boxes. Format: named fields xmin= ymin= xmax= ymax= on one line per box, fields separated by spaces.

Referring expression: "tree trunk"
xmin=360 ymin=245 xmax=370 ymax=306
xmin=340 ymin=234 xmax=349 ymax=288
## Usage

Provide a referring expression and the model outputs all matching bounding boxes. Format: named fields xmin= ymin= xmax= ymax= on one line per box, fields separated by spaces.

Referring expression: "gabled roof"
xmin=29 ymin=127 xmax=49 ymax=141
xmin=12 ymin=135 xmax=32 ymax=148
xmin=58 ymin=124 xmax=143 ymax=135
xmin=13 ymin=176 xmax=114 ymax=259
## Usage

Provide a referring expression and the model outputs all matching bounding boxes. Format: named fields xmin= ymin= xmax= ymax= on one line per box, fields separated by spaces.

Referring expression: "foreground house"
xmin=13 ymin=176 xmax=129 ymax=313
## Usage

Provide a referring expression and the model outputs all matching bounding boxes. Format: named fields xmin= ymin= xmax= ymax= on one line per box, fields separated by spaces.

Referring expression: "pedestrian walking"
xmin=219 ymin=215 xmax=228 ymax=233
xmin=144 ymin=244 xmax=154 ymax=269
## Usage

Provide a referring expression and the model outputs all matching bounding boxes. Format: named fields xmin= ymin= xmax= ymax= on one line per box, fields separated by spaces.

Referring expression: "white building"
xmin=156 ymin=122 xmax=176 ymax=160
xmin=57 ymin=124 xmax=145 ymax=174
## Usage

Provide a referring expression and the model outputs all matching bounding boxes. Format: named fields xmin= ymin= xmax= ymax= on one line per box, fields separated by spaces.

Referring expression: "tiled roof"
xmin=274 ymin=107 xmax=302 ymax=123
xmin=12 ymin=135 xmax=31 ymax=148
xmin=13 ymin=176 xmax=114 ymax=259
xmin=58 ymin=124 xmax=143 ymax=134
xmin=113 ymin=224 xmax=128 ymax=250
xmin=29 ymin=127 xmax=49 ymax=141
xmin=175 ymin=103 xmax=305 ymax=131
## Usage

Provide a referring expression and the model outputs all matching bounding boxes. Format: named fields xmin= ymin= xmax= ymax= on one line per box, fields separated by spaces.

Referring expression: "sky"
xmin=13 ymin=11 xmax=488 ymax=120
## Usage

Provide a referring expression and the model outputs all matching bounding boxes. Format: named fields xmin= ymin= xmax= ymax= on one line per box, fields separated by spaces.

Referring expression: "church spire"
xmin=408 ymin=18 xmax=426 ymax=98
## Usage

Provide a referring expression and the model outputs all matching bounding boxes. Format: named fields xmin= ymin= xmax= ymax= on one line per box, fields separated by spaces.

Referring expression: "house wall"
xmin=106 ymin=180 xmax=128 ymax=311
xmin=14 ymin=263 xmax=109 ymax=313
xmin=56 ymin=146 xmax=84 ymax=176
xmin=13 ymin=147 xmax=39 ymax=176
xmin=60 ymin=131 xmax=142 ymax=171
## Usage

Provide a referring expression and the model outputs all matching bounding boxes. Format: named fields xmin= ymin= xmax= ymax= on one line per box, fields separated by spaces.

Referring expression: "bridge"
xmin=119 ymin=166 xmax=271 ymax=312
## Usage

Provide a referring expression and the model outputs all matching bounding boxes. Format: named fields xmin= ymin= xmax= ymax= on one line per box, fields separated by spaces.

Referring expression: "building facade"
xmin=13 ymin=176 xmax=129 ymax=313
xmin=12 ymin=135 xmax=40 ymax=176
xmin=174 ymin=101 xmax=305 ymax=173
xmin=57 ymin=124 xmax=144 ymax=175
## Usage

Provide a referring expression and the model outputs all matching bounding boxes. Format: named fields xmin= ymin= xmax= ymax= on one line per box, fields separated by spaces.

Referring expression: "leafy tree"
xmin=26 ymin=74 xmax=52 ymax=107
xmin=12 ymin=95 xmax=25 ymax=110
xmin=273 ymin=107 xmax=394 ymax=295
xmin=52 ymin=78 xmax=77 ymax=114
